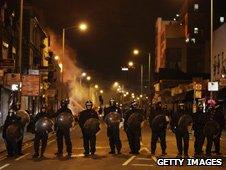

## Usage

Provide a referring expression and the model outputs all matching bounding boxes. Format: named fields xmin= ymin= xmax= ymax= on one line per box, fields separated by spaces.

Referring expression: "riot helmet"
xmin=85 ymin=100 xmax=93 ymax=110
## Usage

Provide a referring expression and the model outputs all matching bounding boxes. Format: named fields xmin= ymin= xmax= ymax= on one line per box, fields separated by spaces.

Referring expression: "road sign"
xmin=21 ymin=75 xmax=40 ymax=96
xmin=208 ymin=82 xmax=219 ymax=91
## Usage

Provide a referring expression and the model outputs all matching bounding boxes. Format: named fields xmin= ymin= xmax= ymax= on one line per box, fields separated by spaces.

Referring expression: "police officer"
xmin=205 ymin=103 xmax=225 ymax=156
xmin=78 ymin=100 xmax=99 ymax=155
xmin=2 ymin=109 xmax=22 ymax=157
xmin=171 ymin=102 xmax=190 ymax=157
xmin=33 ymin=106 xmax=49 ymax=158
xmin=193 ymin=103 xmax=206 ymax=157
xmin=124 ymin=101 xmax=144 ymax=154
xmin=54 ymin=99 xmax=73 ymax=158
xmin=150 ymin=102 xmax=168 ymax=156
xmin=104 ymin=99 xmax=122 ymax=154
xmin=13 ymin=103 xmax=24 ymax=156
xmin=212 ymin=103 xmax=225 ymax=155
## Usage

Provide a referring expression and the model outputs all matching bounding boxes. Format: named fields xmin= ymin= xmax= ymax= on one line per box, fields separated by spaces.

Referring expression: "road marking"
xmin=136 ymin=157 xmax=151 ymax=161
xmin=15 ymin=153 xmax=30 ymax=161
xmin=74 ymin=146 xmax=109 ymax=150
xmin=0 ymin=164 xmax=10 ymax=170
xmin=71 ymin=154 xmax=85 ymax=158
xmin=122 ymin=156 xmax=136 ymax=166
xmin=132 ymin=163 xmax=154 ymax=167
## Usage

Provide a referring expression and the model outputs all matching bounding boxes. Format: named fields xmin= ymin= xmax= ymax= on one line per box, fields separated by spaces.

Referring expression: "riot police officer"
xmin=193 ymin=103 xmax=206 ymax=157
xmin=104 ymin=99 xmax=122 ymax=154
xmin=33 ymin=106 xmax=50 ymax=158
xmin=212 ymin=103 xmax=225 ymax=155
xmin=78 ymin=100 xmax=99 ymax=155
xmin=150 ymin=102 xmax=168 ymax=156
xmin=205 ymin=103 xmax=225 ymax=156
xmin=54 ymin=99 xmax=73 ymax=158
xmin=2 ymin=109 xmax=22 ymax=157
xmin=124 ymin=101 xmax=144 ymax=154
xmin=171 ymin=102 xmax=191 ymax=157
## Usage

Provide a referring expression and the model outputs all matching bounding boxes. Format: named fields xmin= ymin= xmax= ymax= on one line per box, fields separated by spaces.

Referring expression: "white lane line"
xmin=136 ymin=157 xmax=151 ymax=161
xmin=122 ymin=156 xmax=136 ymax=166
xmin=71 ymin=154 xmax=84 ymax=158
xmin=15 ymin=153 xmax=30 ymax=161
xmin=74 ymin=146 xmax=109 ymax=150
xmin=0 ymin=164 xmax=10 ymax=170
xmin=132 ymin=163 xmax=154 ymax=167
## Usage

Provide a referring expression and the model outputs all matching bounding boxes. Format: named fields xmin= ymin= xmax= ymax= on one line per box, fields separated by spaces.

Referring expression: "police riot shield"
xmin=151 ymin=114 xmax=167 ymax=131
xmin=204 ymin=120 xmax=220 ymax=139
xmin=56 ymin=112 xmax=74 ymax=129
xmin=178 ymin=114 xmax=193 ymax=132
xmin=105 ymin=112 xmax=121 ymax=128
xmin=16 ymin=110 xmax=30 ymax=127
xmin=83 ymin=118 xmax=100 ymax=136
xmin=35 ymin=117 xmax=54 ymax=133
xmin=6 ymin=124 xmax=23 ymax=142
xmin=128 ymin=112 xmax=143 ymax=130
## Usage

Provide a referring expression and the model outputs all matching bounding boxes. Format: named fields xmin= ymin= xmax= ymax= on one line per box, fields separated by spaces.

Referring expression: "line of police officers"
xmin=2 ymin=98 xmax=225 ymax=159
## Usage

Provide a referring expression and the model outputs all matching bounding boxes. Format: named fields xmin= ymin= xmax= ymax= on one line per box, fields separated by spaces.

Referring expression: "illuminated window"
xmin=194 ymin=27 xmax=199 ymax=34
xmin=220 ymin=17 xmax=224 ymax=23
xmin=194 ymin=4 xmax=199 ymax=11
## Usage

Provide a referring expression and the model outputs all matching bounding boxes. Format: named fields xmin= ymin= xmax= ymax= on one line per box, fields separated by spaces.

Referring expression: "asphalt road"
xmin=0 ymin=122 xmax=225 ymax=170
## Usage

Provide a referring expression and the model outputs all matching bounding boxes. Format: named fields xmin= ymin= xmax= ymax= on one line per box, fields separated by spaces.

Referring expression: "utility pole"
xmin=18 ymin=0 xmax=23 ymax=104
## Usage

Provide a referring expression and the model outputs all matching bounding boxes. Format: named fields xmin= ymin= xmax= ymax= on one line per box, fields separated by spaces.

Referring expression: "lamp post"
xmin=62 ymin=22 xmax=88 ymax=98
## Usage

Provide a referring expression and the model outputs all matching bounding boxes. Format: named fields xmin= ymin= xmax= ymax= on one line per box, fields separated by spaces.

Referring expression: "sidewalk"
xmin=0 ymin=132 xmax=34 ymax=153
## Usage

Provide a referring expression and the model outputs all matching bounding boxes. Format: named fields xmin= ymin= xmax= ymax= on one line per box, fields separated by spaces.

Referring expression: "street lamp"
xmin=132 ymin=49 xmax=151 ymax=96
xmin=86 ymin=76 xmax=91 ymax=81
xmin=81 ymin=72 xmax=87 ymax=77
xmin=94 ymin=84 xmax=99 ymax=89
xmin=128 ymin=61 xmax=134 ymax=67
xmin=133 ymin=49 xmax=140 ymax=55
xmin=54 ymin=55 xmax=59 ymax=61
xmin=62 ymin=22 xmax=88 ymax=98
xmin=100 ymin=90 xmax=104 ymax=94
xmin=113 ymin=81 xmax=119 ymax=87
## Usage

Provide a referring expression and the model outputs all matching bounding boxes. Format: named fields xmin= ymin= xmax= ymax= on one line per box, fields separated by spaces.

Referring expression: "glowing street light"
xmin=133 ymin=49 xmax=140 ymax=55
xmin=94 ymin=84 xmax=99 ymax=89
xmin=81 ymin=72 xmax=87 ymax=77
xmin=100 ymin=90 xmax=104 ymax=94
xmin=86 ymin=76 xmax=91 ymax=81
xmin=128 ymin=61 xmax=134 ymax=67
xmin=79 ymin=22 xmax=88 ymax=32
xmin=54 ymin=55 xmax=59 ymax=61
xmin=113 ymin=81 xmax=119 ymax=87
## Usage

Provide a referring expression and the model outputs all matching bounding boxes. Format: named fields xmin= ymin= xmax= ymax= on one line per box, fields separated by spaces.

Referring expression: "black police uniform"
xmin=193 ymin=109 xmax=206 ymax=156
xmin=2 ymin=113 xmax=22 ymax=157
xmin=78 ymin=109 xmax=99 ymax=155
xmin=150 ymin=107 xmax=168 ymax=155
xmin=171 ymin=109 xmax=189 ymax=156
xmin=33 ymin=111 xmax=49 ymax=157
xmin=54 ymin=107 xmax=73 ymax=156
xmin=104 ymin=106 xmax=122 ymax=154
xmin=124 ymin=108 xmax=144 ymax=154
xmin=206 ymin=106 xmax=225 ymax=155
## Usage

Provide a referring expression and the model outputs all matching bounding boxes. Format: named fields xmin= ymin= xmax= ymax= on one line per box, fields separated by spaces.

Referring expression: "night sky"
xmin=33 ymin=0 xmax=183 ymax=83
